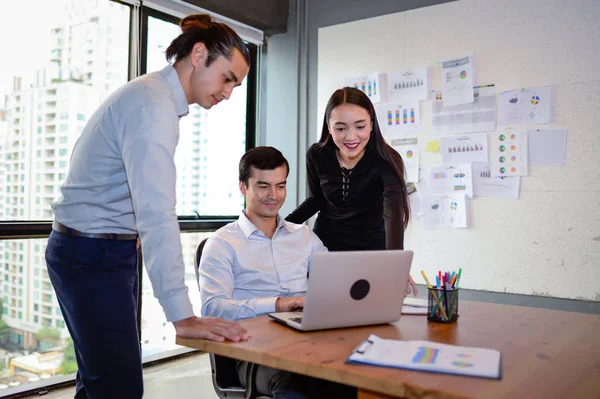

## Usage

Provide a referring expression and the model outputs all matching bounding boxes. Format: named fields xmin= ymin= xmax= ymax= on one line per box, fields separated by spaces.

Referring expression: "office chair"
xmin=195 ymin=238 xmax=271 ymax=399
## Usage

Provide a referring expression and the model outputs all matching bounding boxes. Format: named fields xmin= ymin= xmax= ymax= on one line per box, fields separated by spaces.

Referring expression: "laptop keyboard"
xmin=290 ymin=317 xmax=303 ymax=324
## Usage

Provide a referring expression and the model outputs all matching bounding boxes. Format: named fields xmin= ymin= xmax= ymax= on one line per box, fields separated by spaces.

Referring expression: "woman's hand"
xmin=406 ymin=275 xmax=418 ymax=297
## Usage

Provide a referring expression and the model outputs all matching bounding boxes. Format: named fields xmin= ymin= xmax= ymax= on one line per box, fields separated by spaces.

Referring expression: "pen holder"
xmin=427 ymin=288 xmax=459 ymax=323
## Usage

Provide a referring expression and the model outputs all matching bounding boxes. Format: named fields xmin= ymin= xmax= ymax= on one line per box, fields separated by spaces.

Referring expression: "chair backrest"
xmin=194 ymin=238 xmax=209 ymax=290
xmin=195 ymin=237 xmax=251 ymax=398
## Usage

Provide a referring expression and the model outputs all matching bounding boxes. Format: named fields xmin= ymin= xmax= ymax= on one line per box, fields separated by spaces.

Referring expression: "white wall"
xmin=317 ymin=0 xmax=600 ymax=301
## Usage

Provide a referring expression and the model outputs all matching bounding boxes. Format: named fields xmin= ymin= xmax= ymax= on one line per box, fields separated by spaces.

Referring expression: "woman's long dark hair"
xmin=318 ymin=87 xmax=410 ymax=227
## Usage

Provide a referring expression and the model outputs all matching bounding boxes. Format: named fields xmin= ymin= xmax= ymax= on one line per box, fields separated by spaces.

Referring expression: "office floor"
xmin=23 ymin=352 xmax=219 ymax=399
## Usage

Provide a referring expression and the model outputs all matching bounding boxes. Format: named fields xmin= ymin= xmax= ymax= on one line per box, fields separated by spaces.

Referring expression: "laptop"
xmin=268 ymin=250 xmax=414 ymax=331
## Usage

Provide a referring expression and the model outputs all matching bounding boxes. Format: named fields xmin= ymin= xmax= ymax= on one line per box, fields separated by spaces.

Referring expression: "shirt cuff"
xmin=160 ymin=291 xmax=195 ymax=323
xmin=254 ymin=297 xmax=278 ymax=315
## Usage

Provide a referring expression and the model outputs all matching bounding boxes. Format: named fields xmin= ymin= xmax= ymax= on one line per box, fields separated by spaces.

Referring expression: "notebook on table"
xmin=269 ymin=250 xmax=414 ymax=331
xmin=402 ymin=297 xmax=428 ymax=315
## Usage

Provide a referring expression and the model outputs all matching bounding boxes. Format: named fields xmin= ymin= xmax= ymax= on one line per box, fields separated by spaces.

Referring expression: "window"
xmin=1 ymin=5 xmax=129 ymax=369
xmin=0 ymin=0 xmax=259 ymax=394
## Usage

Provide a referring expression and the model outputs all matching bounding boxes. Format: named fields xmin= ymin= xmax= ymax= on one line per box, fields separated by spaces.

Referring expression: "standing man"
xmin=46 ymin=14 xmax=250 ymax=398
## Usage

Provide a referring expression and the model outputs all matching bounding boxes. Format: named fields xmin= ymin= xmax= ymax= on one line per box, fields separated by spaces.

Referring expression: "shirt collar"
xmin=160 ymin=64 xmax=189 ymax=118
xmin=237 ymin=210 xmax=291 ymax=239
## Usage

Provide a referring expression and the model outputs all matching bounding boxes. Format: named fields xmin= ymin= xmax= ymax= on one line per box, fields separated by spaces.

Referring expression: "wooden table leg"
xmin=358 ymin=388 xmax=398 ymax=399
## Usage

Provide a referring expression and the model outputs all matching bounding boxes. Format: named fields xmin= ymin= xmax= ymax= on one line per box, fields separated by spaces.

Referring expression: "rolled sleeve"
xmin=121 ymin=96 xmax=193 ymax=322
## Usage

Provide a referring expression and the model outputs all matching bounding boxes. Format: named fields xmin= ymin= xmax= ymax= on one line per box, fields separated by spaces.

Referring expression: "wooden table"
xmin=177 ymin=301 xmax=600 ymax=398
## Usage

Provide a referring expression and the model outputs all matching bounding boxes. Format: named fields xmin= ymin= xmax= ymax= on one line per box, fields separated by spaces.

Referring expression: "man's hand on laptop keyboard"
xmin=276 ymin=296 xmax=305 ymax=312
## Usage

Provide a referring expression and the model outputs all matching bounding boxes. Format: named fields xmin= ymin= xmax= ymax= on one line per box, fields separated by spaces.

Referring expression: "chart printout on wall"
xmin=376 ymin=101 xmax=421 ymax=135
xmin=426 ymin=164 xmax=473 ymax=198
xmin=490 ymin=126 xmax=528 ymax=177
xmin=440 ymin=55 xmax=474 ymax=107
xmin=387 ymin=68 xmax=429 ymax=103
xmin=472 ymin=161 xmax=520 ymax=200
xmin=422 ymin=193 xmax=468 ymax=229
xmin=431 ymin=85 xmax=496 ymax=135
xmin=498 ymin=86 xmax=552 ymax=125
xmin=528 ymin=128 xmax=567 ymax=166
xmin=389 ymin=136 xmax=419 ymax=183
xmin=344 ymin=73 xmax=387 ymax=104
xmin=440 ymin=133 xmax=488 ymax=165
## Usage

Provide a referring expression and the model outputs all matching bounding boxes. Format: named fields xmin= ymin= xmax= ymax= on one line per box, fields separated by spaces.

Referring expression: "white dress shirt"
xmin=199 ymin=211 xmax=327 ymax=321
xmin=52 ymin=65 xmax=193 ymax=322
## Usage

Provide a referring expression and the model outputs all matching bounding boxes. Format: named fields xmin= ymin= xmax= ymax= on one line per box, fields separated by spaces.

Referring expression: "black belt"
xmin=52 ymin=221 xmax=138 ymax=241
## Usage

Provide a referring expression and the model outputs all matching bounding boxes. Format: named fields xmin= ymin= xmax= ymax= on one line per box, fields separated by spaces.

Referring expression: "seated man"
xmin=199 ymin=146 xmax=355 ymax=399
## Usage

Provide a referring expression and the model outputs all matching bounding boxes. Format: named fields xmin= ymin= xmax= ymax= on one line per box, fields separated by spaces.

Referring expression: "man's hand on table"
xmin=174 ymin=316 xmax=249 ymax=342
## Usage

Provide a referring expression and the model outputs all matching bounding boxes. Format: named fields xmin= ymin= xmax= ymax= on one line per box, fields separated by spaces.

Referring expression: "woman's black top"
xmin=286 ymin=143 xmax=405 ymax=252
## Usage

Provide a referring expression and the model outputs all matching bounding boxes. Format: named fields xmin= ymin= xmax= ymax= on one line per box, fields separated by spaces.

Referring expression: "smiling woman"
xmin=287 ymin=87 xmax=418 ymax=296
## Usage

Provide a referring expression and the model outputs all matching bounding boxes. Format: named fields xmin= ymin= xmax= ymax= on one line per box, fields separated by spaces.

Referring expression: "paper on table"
xmin=440 ymin=56 xmax=474 ymax=107
xmin=440 ymin=133 xmax=488 ymax=165
xmin=404 ymin=297 xmax=428 ymax=307
xmin=490 ymin=126 xmax=528 ymax=177
xmin=402 ymin=306 xmax=428 ymax=315
xmin=472 ymin=162 xmax=520 ymax=199
xmin=498 ymin=86 xmax=552 ymax=125
xmin=431 ymin=85 xmax=496 ymax=135
xmin=528 ymin=128 xmax=567 ymax=166
xmin=347 ymin=334 xmax=502 ymax=380
xmin=402 ymin=291 xmax=427 ymax=315
xmin=376 ymin=101 xmax=420 ymax=135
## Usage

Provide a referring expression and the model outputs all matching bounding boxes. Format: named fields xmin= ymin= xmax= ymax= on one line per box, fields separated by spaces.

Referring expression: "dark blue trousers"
xmin=45 ymin=230 xmax=143 ymax=399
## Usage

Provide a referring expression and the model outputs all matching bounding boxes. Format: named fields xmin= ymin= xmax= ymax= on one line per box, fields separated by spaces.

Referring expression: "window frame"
xmin=0 ymin=0 xmax=261 ymax=396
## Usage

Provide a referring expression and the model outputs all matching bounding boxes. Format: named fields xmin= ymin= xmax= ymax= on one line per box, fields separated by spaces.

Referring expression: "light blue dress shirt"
xmin=199 ymin=211 xmax=327 ymax=321
xmin=52 ymin=65 xmax=193 ymax=322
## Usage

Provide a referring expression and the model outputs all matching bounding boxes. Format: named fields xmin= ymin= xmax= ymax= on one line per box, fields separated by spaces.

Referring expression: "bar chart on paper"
xmin=376 ymin=102 xmax=420 ymax=135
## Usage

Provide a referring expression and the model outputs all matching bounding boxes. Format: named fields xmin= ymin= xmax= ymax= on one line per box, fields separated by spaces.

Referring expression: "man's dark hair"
xmin=239 ymin=146 xmax=290 ymax=186
xmin=165 ymin=13 xmax=250 ymax=67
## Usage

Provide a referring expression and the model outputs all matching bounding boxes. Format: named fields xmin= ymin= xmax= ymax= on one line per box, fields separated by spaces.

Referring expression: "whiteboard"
xmin=317 ymin=0 xmax=600 ymax=301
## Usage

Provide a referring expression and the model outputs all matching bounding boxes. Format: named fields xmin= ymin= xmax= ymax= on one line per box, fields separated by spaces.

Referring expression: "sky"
xmin=0 ymin=0 xmax=67 ymax=103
